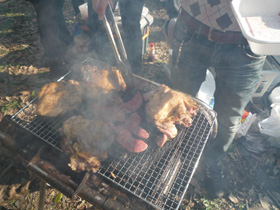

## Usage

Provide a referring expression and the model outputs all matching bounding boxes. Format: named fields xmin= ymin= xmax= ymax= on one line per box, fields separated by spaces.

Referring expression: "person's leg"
xmin=204 ymin=44 xmax=266 ymax=166
xmin=31 ymin=0 xmax=68 ymax=76
xmin=55 ymin=0 xmax=73 ymax=46
xmin=166 ymin=0 xmax=179 ymax=19
xmin=71 ymin=0 xmax=84 ymax=16
xmin=31 ymin=0 xmax=72 ymax=51
xmin=170 ymin=19 xmax=211 ymax=96
xmin=119 ymin=0 xmax=144 ymax=74
xmin=87 ymin=0 xmax=116 ymax=65
xmin=32 ymin=0 xmax=61 ymax=59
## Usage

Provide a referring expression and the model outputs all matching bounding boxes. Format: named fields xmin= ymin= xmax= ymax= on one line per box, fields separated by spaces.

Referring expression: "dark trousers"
xmin=171 ymin=18 xmax=266 ymax=165
xmin=28 ymin=0 xmax=83 ymax=59
xmin=87 ymin=0 xmax=144 ymax=74
xmin=72 ymin=0 xmax=85 ymax=15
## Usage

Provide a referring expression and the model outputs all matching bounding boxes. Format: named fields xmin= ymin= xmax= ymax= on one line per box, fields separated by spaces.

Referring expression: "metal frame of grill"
xmin=98 ymin=111 xmax=214 ymax=210
xmin=8 ymin=67 xmax=217 ymax=210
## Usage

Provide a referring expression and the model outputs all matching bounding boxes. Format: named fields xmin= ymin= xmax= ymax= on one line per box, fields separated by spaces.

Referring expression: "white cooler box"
xmin=252 ymin=56 xmax=280 ymax=100
xmin=231 ymin=0 xmax=280 ymax=55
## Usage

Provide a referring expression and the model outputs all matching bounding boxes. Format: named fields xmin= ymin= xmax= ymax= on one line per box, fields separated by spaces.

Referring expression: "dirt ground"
xmin=1 ymin=0 xmax=280 ymax=209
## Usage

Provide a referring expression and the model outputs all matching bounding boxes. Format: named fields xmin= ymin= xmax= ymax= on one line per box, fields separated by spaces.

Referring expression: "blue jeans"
xmin=170 ymin=18 xmax=266 ymax=165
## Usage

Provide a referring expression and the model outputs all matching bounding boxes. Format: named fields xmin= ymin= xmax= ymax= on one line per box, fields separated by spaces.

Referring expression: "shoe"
xmin=203 ymin=162 xmax=226 ymax=199
xmin=48 ymin=58 xmax=67 ymax=79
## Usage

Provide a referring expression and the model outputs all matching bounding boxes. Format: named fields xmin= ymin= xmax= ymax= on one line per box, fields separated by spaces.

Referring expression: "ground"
xmin=0 ymin=0 xmax=280 ymax=209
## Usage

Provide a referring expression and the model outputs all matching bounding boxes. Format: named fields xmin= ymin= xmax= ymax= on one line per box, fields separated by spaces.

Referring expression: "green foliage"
xmin=236 ymin=202 xmax=246 ymax=210
xmin=0 ymin=29 xmax=12 ymax=34
xmin=30 ymin=91 xmax=36 ymax=100
xmin=54 ymin=192 xmax=63 ymax=204
xmin=155 ymin=60 xmax=166 ymax=64
xmin=200 ymin=198 xmax=221 ymax=210
xmin=66 ymin=20 xmax=74 ymax=24
xmin=0 ymin=65 xmax=7 ymax=71
xmin=1 ymin=101 xmax=22 ymax=113
xmin=1 ymin=13 xmax=25 ymax=17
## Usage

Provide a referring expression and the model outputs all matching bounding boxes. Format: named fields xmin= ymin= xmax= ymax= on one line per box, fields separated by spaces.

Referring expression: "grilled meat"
xmin=37 ymin=80 xmax=84 ymax=117
xmin=90 ymin=95 xmax=126 ymax=124
xmin=144 ymin=85 xmax=199 ymax=147
xmin=115 ymin=112 xmax=149 ymax=140
xmin=68 ymin=143 xmax=102 ymax=173
xmin=61 ymin=115 xmax=115 ymax=153
xmin=89 ymin=91 xmax=144 ymax=123
xmin=81 ymin=64 xmax=126 ymax=99
xmin=121 ymin=91 xmax=143 ymax=114
xmin=60 ymin=115 xmax=115 ymax=173
xmin=116 ymin=130 xmax=148 ymax=153
xmin=113 ymin=112 xmax=149 ymax=153
xmin=90 ymin=94 xmax=149 ymax=153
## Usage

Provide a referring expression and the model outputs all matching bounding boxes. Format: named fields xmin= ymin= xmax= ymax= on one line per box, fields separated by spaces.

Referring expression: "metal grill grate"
xmin=12 ymin=102 xmax=72 ymax=151
xmin=11 ymin=71 xmax=216 ymax=210
xmin=12 ymin=104 xmax=214 ymax=210
xmin=98 ymin=111 xmax=212 ymax=210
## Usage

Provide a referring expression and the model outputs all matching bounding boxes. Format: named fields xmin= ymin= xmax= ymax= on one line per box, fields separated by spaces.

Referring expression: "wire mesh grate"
xmin=98 ymin=111 xmax=213 ymax=210
xmin=10 ymin=72 xmax=216 ymax=210
xmin=11 ymin=100 xmax=215 ymax=210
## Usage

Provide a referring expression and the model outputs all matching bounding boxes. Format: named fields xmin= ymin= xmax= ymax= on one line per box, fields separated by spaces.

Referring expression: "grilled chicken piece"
xmin=60 ymin=115 xmax=115 ymax=173
xmin=144 ymin=85 xmax=199 ymax=147
xmin=68 ymin=143 xmax=102 ymax=173
xmin=37 ymin=80 xmax=84 ymax=117
xmin=81 ymin=64 xmax=126 ymax=99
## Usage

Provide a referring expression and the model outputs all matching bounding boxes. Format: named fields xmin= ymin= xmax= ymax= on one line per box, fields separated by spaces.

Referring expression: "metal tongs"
xmin=103 ymin=4 xmax=134 ymax=89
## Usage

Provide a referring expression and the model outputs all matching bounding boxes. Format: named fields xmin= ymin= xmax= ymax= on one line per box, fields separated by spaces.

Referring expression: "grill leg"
xmin=38 ymin=180 xmax=46 ymax=210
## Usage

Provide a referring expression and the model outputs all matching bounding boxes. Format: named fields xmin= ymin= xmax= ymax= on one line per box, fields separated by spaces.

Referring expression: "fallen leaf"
xmin=20 ymin=181 xmax=30 ymax=194
xmin=188 ymin=202 xmax=195 ymax=208
xmin=259 ymin=194 xmax=272 ymax=210
xmin=77 ymin=200 xmax=86 ymax=209
xmin=228 ymin=193 xmax=239 ymax=204
xmin=8 ymin=184 xmax=21 ymax=200
xmin=0 ymin=186 xmax=7 ymax=202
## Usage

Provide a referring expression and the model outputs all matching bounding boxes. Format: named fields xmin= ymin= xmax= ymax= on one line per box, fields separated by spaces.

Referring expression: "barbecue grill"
xmin=0 ymin=60 xmax=217 ymax=210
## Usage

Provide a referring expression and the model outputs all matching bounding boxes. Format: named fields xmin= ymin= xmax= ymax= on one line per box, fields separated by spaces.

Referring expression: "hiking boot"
xmin=203 ymin=162 xmax=227 ymax=199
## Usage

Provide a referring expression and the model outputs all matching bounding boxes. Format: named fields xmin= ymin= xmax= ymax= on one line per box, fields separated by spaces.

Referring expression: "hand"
xmin=91 ymin=0 xmax=113 ymax=20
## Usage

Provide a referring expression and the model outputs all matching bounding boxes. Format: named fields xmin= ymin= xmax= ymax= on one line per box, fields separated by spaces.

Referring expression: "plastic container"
xmin=252 ymin=70 xmax=279 ymax=98
xmin=269 ymin=86 xmax=280 ymax=104
xmin=140 ymin=13 xmax=154 ymax=54
xmin=142 ymin=7 xmax=149 ymax=17
xmin=231 ymin=0 xmax=280 ymax=55
xmin=196 ymin=69 xmax=216 ymax=108
xmin=147 ymin=43 xmax=155 ymax=62
xmin=79 ymin=3 xmax=88 ymax=20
